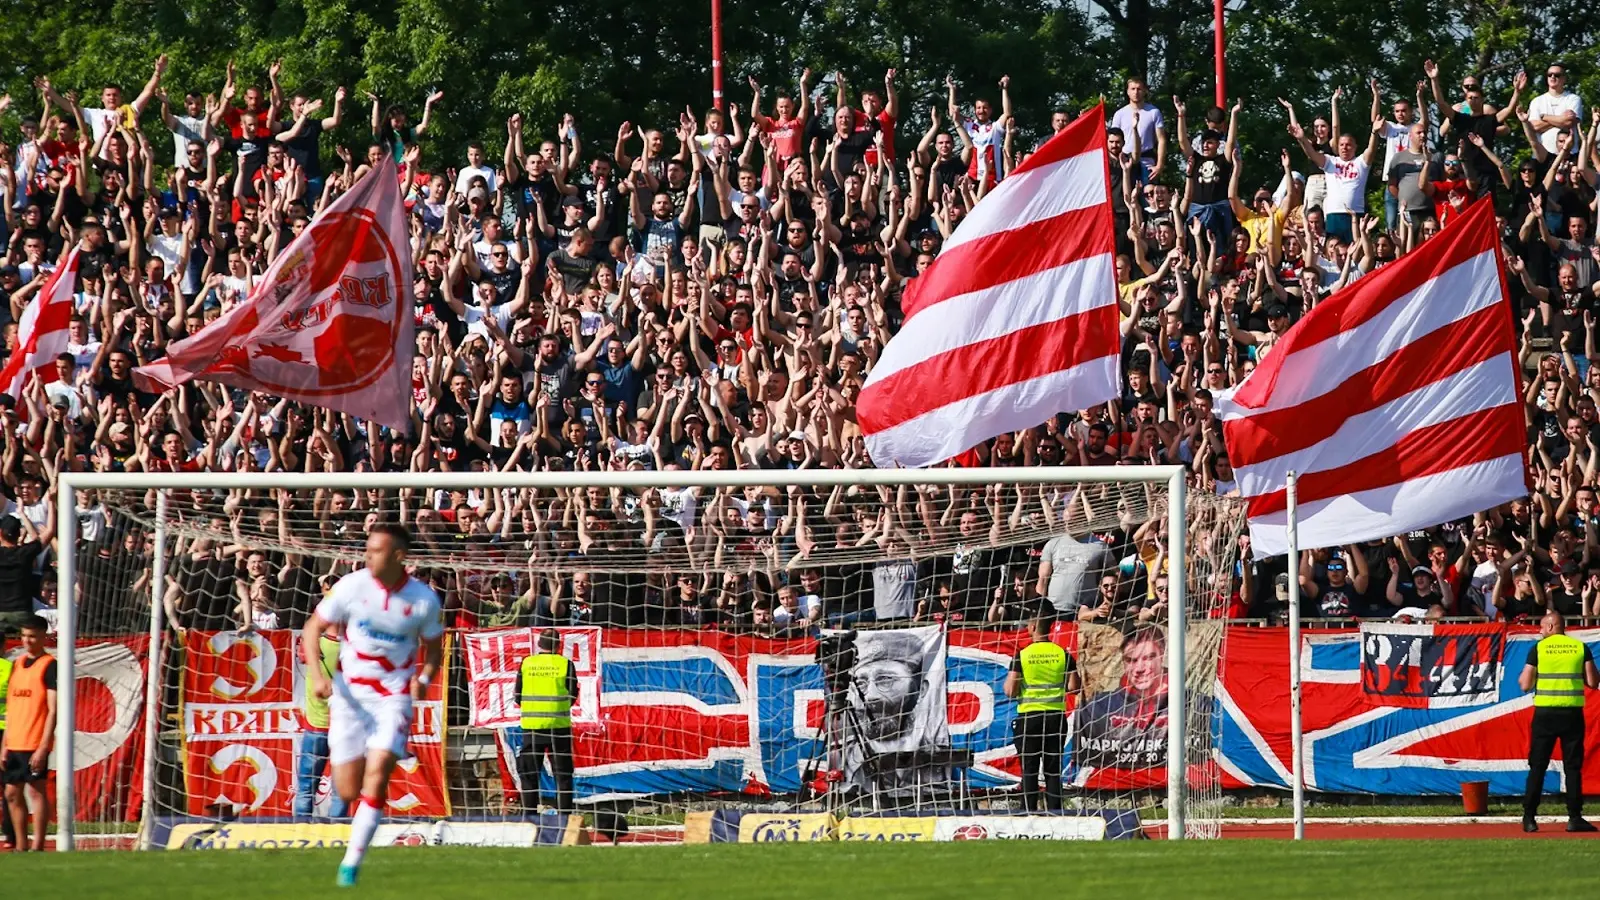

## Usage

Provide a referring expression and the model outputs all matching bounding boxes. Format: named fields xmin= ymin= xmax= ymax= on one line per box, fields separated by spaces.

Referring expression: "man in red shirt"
xmin=844 ymin=68 xmax=900 ymax=168
xmin=218 ymin=59 xmax=278 ymax=138
xmin=749 ymin=70 xmax=812 ymax=167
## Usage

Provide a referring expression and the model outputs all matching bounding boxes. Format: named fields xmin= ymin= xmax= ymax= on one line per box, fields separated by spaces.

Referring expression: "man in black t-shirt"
xmin=1177 ymin=96 xmax=1235 ymax=249
xmin=1547 ymin=562 xmax=1586 ymax=616
xmin=1426 ymin=60 xmax=1520 ymax=192
xmin=0 ymin=518 xmax=42 ymax=629
xmin=1304 ymin=556 xmax=1365 ymax=619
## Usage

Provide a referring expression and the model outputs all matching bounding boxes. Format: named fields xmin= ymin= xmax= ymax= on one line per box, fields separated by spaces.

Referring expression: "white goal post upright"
xmin=54 ymin=466 xmax=1201 ymax=851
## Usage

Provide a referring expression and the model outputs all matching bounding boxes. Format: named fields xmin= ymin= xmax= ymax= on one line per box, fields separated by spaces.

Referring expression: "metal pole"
xmin=710 ymin=0 xmax=725 ymax=111
xmin=1165 ymin=470 xmax=1188 ymax=840
xmin=55 ymin=482 xmax=77 ymax=851
xmin=1213 ymin=0 xmax=1227 ymax=107
xmin=1286 ymin=471 xmax=1305 ymax=840
xmin=137 ymin=491 xmax=168 ymax=850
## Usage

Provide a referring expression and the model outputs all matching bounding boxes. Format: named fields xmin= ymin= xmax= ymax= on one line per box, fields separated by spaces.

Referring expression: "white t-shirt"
xmin=1110 ymin=103 xmax=1164 ymax=160
xmin=1528 ymin=92 xmax=1584 ymax=155
xmin=1319 ymin=154 xmax=1370 ymax=215
xmin=966 ymin=118 xmax=1008 ymax=177
xmin=148 ymin=233 xmax=183 ymax=279
xmin=461 ymin=302 xmax=514 ymax=345
xmin=456 ymin=164 xmax=498 ymax=194
xmin=658 ymin=486 xmax=699 ymax=530
xmin=1379 ymin=121 xmax=1412 ymax=179
xmin=82 ymin=107 xmax=119 ymax=143
xmin=1470 ymin=560 xmax=1500 ymax=619
xmin=67 ymin=340 xmax=101 ymax=372
xmin=314 ymin=570 xmax=444 ymax=696
xmin=171 ymin=115 xmax=207 ymax=168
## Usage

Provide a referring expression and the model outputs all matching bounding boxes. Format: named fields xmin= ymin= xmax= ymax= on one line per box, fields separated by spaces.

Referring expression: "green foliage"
xmin=0 ymin=0 xmax=1596 ymax=179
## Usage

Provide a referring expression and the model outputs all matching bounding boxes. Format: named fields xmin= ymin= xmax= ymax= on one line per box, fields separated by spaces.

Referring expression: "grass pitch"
xmin=10 ymin=840 xmax=1593 ymax=899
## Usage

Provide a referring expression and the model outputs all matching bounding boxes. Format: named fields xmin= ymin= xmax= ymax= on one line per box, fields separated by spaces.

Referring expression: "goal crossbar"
xmin=52 ymin=466 xmax=1190 ymax=850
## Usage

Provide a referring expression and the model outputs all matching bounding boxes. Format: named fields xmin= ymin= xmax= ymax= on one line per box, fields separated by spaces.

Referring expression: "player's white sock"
xmin=341 ymin=795 xmax=383 ymax=869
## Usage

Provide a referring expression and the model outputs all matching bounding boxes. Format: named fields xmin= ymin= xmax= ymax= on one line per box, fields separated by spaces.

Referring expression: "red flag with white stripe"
xmin=0 ymin=247 xmax=81 ymax=399
xmin=858 ymin=105 xmax=1120 ymax=467
xmin=1217 ymin=200 xmax=1525 ymax=557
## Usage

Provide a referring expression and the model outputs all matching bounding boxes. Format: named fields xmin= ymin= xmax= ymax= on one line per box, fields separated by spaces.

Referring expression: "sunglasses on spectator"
xmin=491 ymin=251 xmax=507 ymax=259
xmin=1208 ymin=367 xmax=1224 ymax=375
xmin=1548 ymin=71 xmax=1566 ymax=78
xmin=586 ymin=378 xmax=602 ymax=386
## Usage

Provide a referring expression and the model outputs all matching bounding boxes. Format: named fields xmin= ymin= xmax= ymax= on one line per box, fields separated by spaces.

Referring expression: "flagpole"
xmin=1286 ymin=470 xmax=1304 ymax=840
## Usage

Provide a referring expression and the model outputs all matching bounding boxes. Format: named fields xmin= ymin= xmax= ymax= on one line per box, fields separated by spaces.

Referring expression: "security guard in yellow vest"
xmin=517 ymin=628 xmax=577 ymax=815
xmin=1519 ymin=611 xmax=1599 ymax=832
xmin=1004 ymin=618 xmax=1080 ymax=812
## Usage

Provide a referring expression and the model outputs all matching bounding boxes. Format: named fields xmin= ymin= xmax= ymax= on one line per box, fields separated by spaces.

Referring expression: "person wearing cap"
xmin=1385 ymin=557 xmax=1452 ymax=611
xmin=1518 ymin=610 xmax=1598 ymax=832
xmin=1545 ymin=561 xmax=1587 ymax=617
xmin=1220 ymin=296 xmax=1292 ymax=359
xmin=1303 ymin=550 xmax=1368 ymax=619
xmin=1173 ymin=97 xmax=1236 ymax=250
xmin=516 ymin=628 xmax=578 ymax=816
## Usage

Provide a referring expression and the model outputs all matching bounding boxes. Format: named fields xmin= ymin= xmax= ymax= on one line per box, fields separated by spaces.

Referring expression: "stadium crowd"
xmin=0 ymin=55 xmax=1592 ymax=638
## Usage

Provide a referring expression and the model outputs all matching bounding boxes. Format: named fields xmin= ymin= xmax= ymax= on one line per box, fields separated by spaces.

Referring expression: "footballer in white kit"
xmin=301 ymin=523 xmax=442 ymax=887
xmin=316 ymin=563 xmax=444 ymax=763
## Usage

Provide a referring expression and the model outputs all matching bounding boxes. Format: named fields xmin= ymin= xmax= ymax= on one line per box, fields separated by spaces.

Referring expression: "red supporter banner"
xmin=1218 ymin=625 xmax=1600 ymax=795
xmin=463 ymin=627 xmax=602 ymax=728
xmin=180 ymin=630 xmax=447 ymax=817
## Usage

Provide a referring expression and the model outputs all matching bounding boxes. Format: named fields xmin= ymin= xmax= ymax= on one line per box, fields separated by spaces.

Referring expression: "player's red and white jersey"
xmin=314 ymin=570 xmax=444 ymax=696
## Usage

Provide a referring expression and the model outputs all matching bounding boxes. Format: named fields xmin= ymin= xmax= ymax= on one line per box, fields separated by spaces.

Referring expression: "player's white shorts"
xmin=327 ymin=679 xmax=414 ymax=765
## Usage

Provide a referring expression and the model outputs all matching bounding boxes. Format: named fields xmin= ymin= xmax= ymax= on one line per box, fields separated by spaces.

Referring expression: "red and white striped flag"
xmin=1217 ymin=199 xmax=1525 ymax=557
xmin=858 ymin=105 xmax=1120 ymax=467
xmin=0 ymin=247 xmax=81 ymax=400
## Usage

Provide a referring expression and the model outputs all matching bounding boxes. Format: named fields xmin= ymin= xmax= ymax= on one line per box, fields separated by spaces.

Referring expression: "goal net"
xmin=48 ymin=469 xmax=1245 ymax=848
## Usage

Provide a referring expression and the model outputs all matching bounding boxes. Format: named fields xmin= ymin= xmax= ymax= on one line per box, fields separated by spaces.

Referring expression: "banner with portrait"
xmin=1069 ymin=621 xmax=1222 ymax=790
xmin=840 ymin=625 xmax=951 ymax=795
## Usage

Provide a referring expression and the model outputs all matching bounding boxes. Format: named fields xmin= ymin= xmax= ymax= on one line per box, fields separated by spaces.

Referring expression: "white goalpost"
xmin=49 ymin=466 xmax=1242 ymax=851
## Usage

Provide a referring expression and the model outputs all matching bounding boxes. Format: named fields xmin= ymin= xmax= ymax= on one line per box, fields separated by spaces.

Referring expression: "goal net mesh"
xmin=56 ymin=477 xmax=1245 ymax=845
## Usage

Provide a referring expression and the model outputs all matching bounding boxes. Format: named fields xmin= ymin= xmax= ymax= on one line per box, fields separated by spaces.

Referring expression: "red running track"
xmin=1146 ymin=821 xmax=1600 ymax=840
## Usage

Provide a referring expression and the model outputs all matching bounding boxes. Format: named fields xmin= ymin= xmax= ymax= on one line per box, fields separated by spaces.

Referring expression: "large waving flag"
xmin=135 ymin=159 xmax=414 ymax=431
xmin=0 ymin=247 xmax=81 ymax=399
xmin=858 ymin=105 xmax=1120 ymax=467
xmin=1217 ymin=199 xmax=1525 ymax=557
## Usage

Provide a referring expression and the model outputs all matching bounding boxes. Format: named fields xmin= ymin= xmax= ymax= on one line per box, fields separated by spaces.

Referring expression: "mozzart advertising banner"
xmin=1218 ymin=624 xmax=1600 ymax=796
xmin=180 ymin=630 xmax=449 ymax=817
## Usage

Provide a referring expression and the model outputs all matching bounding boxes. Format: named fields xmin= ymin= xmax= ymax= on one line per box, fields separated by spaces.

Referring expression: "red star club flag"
xmin=135 ymin=159 xmax=414 ymax=430
xmin=857 ymin=105 xmax=1121 ymax=467
xmin=0 ymin=247 xmax=82 ymax=399
xmin=1216 ymin=200 xmax=1525 ymax=557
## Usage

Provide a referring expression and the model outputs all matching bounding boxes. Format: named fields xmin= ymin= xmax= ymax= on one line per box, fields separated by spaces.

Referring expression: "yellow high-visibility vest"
xmin=1017 ymin=641 xmax=1068 ymax=714
xmin=1534 ymin=634 xmax=1588 ymax=708
xmin=519 ymin=653 xmax=573 ymax=730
